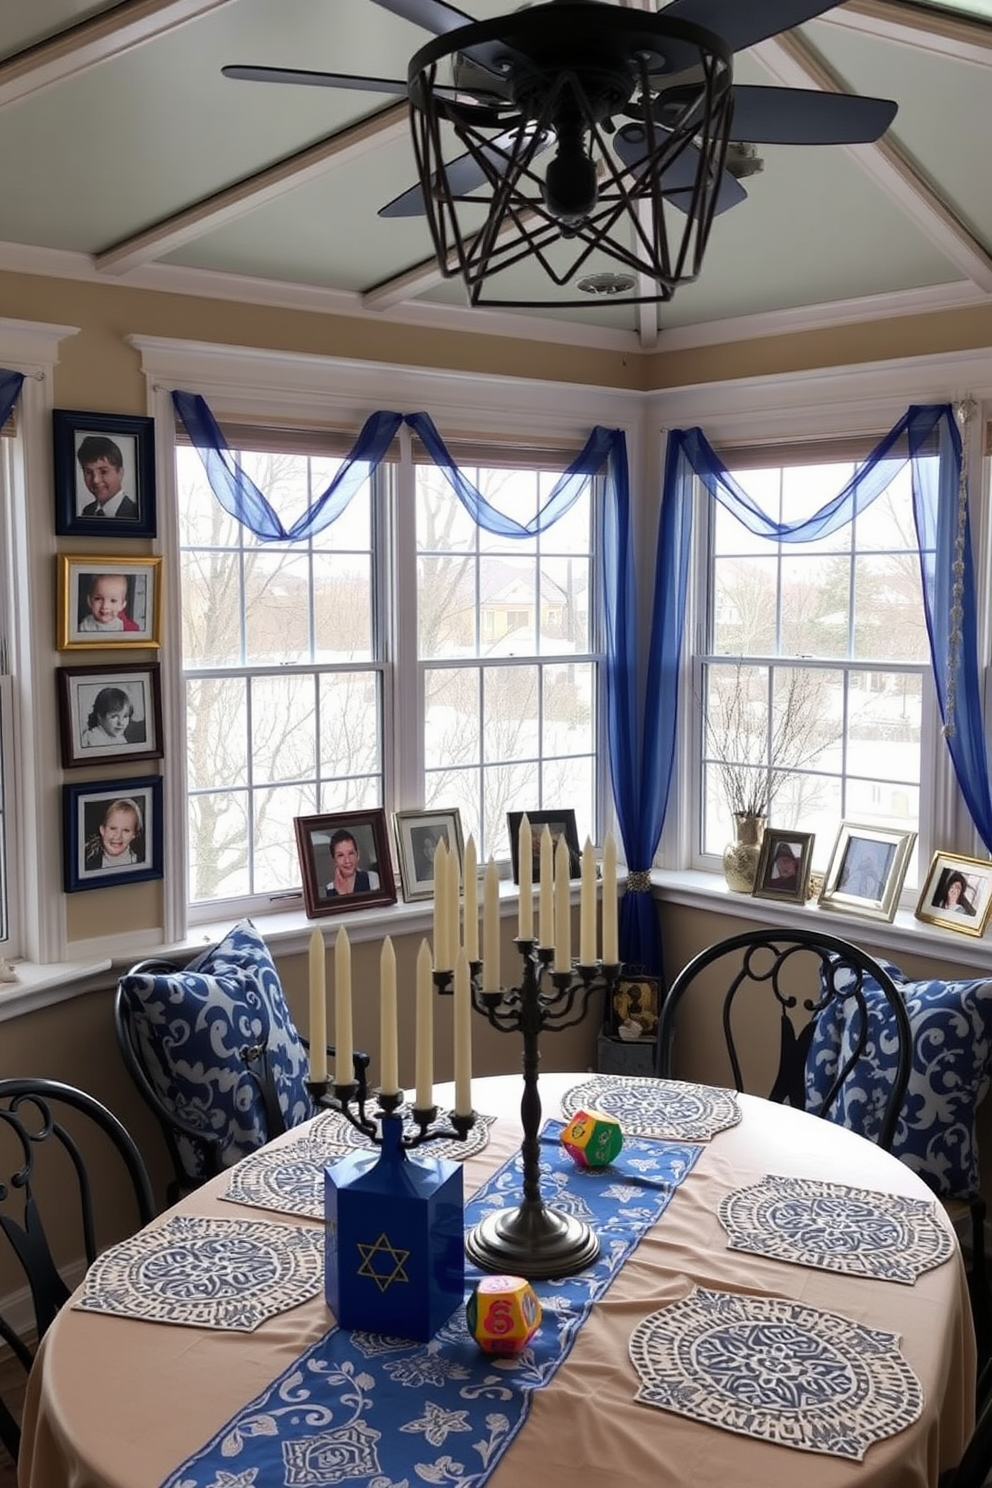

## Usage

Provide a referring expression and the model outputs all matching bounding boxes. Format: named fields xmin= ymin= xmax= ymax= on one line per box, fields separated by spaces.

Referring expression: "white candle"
xmin=453 ymin=947 xmax=473 ymax=1118
xmin=538 ymin=825 xmax=554 ymax=950
xmin=463 ymin=834 xmax=479 ymax=961
xmin=415 ymin=938 xmax=434 ymax=1111
xmin=379 ymin=936 xmax=399 ymax=1096
xmin=333 ymin=927 xmax=354 ymax=1085
xmin=433 ymin=840 xmax=450 ymax=970
xmin=308 ymin=928 xmax=327 ymax=1083
xmin=483 ymin=856 xmax=500 ymax=993
xmin=579 ymin=837 xmax=597 ymax=964
xmin=602 ymin=830 xmax=619 ymax=963
xmin=447 ymin=845 xmax=461 ymax=968
xmin=554 ymin=834 xmax=571 ymax=972
xmin=518 ymin=814 xmax=533 ymax=939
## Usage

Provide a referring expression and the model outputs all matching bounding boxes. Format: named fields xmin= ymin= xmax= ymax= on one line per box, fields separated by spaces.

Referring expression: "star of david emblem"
xmin=356 ymin=1232 xmax=410 ymax=1292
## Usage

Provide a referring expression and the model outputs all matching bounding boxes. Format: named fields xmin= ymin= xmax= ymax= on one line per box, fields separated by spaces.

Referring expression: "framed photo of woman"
xmin=915 ymin=851 xmax=992 ymax=937
xmin=294 ymin=809 xmax=396 ymax=918
xmin=57 ymin=663 xmax=164 ymax=767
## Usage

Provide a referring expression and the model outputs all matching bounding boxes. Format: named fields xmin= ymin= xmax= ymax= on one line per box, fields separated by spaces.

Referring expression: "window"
xmin=696 ymin=452 xmax=929 ymax=886
xmin=176 ymin=438 xmax=385 ymax=911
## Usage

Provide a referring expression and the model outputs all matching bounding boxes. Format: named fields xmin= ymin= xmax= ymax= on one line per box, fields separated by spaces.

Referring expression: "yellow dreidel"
xmin=560 ymin=1108 xmax=624 ymax=1168
xmin=467 ymin=1275 xmax=542 ymax=1354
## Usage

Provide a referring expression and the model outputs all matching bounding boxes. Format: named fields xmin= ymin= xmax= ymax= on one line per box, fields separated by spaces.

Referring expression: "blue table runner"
xmin=162 ymin=1121 xmax=701 ymax=1488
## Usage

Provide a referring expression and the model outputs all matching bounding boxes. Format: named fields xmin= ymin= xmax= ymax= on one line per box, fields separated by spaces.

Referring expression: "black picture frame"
xmin=63 ymin=775 xmax=163 ymax=892
xmin=294 ymin=809 xmax=397 ymax=918
xmin=57 ymin=663 xmax=164 ymax=768
xmin=54 ymin=409 xmax=157 ymax=538
xmin=752 ymin=829 xmax=815 ymax=904
xmin=507 ymin=809 xmax=581 ymax=884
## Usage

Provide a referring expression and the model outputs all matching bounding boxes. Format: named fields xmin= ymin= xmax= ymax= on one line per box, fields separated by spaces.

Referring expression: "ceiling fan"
xmin=223 ymin=0 xmax=898 ymax=308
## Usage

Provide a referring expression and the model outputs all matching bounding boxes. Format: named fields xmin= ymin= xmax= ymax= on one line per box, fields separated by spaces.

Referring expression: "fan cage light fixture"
xmin=407 ymin=3 xmax=734 ymax=309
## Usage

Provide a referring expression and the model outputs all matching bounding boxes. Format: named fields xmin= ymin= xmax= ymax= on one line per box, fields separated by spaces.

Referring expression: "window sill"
xmin=651 ymin=869 xmax=992 ymax=975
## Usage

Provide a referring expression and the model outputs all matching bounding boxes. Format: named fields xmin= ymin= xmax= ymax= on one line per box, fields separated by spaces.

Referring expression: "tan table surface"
xmin=18 ymin=1072 xmax=976 ymax=1488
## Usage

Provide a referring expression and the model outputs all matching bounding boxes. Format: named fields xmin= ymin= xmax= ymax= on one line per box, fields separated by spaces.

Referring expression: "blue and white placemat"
xmin=719 ymin=1174 xmax=954 ymax=1283
xmin=630 ymin=1286 xmax=923 ymax=1458
xmin=74 ymin=1214 xmax=324 ymax=1330
xmin=222 ymin=1109 xmax=497 ymax=1218
xmin=562 ymin=1073 xmax=741 ymax=1141
xmin=159 ymin=1121 xmax=702 ymax=1488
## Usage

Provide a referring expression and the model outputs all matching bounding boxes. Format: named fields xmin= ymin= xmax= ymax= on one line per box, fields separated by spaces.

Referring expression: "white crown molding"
xmin=2 ymin=240 xmax=988 ymax=361
xmin=0 ymin=315 xmax=79 ymax=369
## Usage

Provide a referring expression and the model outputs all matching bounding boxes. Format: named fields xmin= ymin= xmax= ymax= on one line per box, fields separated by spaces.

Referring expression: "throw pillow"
xmin=118 ymin=918 xmax=313 ymax=1180
xmin=806 ymin=959 xmax=992 ymax=1200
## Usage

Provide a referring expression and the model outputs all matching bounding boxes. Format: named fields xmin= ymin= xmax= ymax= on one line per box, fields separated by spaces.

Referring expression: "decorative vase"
xmin=722 ymin=812 xmax=766 ymax=893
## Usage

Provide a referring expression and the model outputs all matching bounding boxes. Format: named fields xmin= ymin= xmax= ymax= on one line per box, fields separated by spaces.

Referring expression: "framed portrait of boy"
xmin=818 ymin=821 xmax=917 ymax=923
xmin=507 ymin=809 xmax=582 ymax=883
xmin=63 ymin=775 xmax=163 ymax=892
xmin=57 ymin=663 xmax=164 ymax=768
xmin=752 ymin=829 xmax=814 ymax=904
xmin=53 ymin=409 xmax=156 ymax=538
xmin=915 ymin=851 xmax=992 ymax=937
xmin=295 ymin=809 xmax=396 ymax=918
xmin=58 ymin=555 xmax=162 ymax=650
xmin=393 ymin=808 xmax=464 ymax=902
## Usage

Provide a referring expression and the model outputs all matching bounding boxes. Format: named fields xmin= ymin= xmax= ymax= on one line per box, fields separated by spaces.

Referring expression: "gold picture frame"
xmin=58 ymin=555 xmax=163 ymax=650
xmin=915 ymin=851 xmax=992 ymax=938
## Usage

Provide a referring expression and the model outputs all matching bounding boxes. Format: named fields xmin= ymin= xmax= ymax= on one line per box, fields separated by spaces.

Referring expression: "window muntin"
xmin=699 ymin=456 xmax=926 ymax=885
xmin=416 ymin=460 xmax=600 ymax=863
xmin=177 ymin=443 xmax=383 ymax=910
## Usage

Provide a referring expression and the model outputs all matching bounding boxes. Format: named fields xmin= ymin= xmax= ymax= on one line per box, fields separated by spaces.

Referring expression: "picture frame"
xmin=294 ymin=809 xmax=396 ymax=918
xmin=818 ymin=821 xmax=917 ymax=923
xmin=915 ymin=851 xmax=992 ymax=937
xmin=507 ymin=809 xmax=581 ymax=884
xmin=63 ymin=775 xmax=163 ymax=892
xmin=53 ymin=409 xmax=156 ymax=538
xmin=57 ymin=663 xmax=164 ymax=768
xmin=393 ymin=808 xmax=465 ymax=902
xmin=58 ymin=555 xmax=162 ymax=650
xmin=609 ymin=972 xmax=661 ymax=1042
xmin=752 ymin=829 xmax=815 ymax=904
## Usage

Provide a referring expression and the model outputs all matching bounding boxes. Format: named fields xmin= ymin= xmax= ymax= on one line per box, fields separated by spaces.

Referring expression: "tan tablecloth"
xmin=17 ymin=1074 xmax=976 ymax=1488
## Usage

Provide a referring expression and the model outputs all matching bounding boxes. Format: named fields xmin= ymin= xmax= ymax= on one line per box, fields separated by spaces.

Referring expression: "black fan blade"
xmin=223 ymin=64 xmax=410 ymax=96
xmin=613 ymin=125 xmax=746 ymax=216
xmin=367 ymin=0 xmax=524 ymax=76
xmin=659 ymin=0 xmax=841 ymax=54
xmin=380 ymin=129 xmax=553 ymax=217
xmin=728 ymin=86 xmax=897 ymax=144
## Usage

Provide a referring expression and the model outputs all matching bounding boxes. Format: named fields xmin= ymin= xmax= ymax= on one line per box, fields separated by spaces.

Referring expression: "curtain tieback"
xmin=626 ymin=870 xmax=652 ymax=893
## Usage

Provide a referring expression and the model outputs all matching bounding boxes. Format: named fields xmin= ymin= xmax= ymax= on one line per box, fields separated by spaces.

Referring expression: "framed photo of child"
xmin=63 ymin=776 xmax=163 ymax=892
xmin=53 ymin=409 xmax=156 ymax=538
xmin=57 ymin=663 xmax=164 ymax=768
xmin=58 ymin=556 xmax=162 ymax=650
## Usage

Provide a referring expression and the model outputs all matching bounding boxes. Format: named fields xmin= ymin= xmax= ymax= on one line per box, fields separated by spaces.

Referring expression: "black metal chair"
xmin=655 ymin=925 xmax=913 ymax=1152
xmin=114 ymin=958 xmax=370 ymax=1205
xmin=0 ymin=1077 xmax=154 ymax=1464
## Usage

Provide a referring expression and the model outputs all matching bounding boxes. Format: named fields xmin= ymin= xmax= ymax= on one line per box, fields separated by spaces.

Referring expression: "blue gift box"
xmin=324 ymin=1117 xmax=465 ymax=1341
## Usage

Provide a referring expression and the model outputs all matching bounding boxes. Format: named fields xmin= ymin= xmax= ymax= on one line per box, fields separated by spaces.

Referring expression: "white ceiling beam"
xmin=753 ymin=29 xmax=992 ymax=294
xmin=821 ymin=0 xmax=992 ymax=68
xmin=95 ymin=104 xmax=409 ymax=275
xmin=0 ymin=0 xmax=239 ymax=111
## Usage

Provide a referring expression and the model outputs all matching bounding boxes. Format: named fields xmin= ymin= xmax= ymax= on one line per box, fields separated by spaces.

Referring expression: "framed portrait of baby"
xmin=53 ymin=408 xmax=156 ymax=539
xmin=63 ymin=776 xmax=163 ymax=893
xmin=57 ymin=663 xmax=164 ymax=768
xmin=58 ymin=555 xmax=162 ymax=650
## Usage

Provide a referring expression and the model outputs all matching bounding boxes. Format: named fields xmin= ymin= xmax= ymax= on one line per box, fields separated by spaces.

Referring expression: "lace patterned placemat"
xmin=630 ymin=1286 xmax=923 ymax=1458
xmin=74 ymin=1214 xmax=324 ymax=1330
xmin=222 ymin=1109 xmax=496 ymax=1219
xmin=719 ymin=1174 xmax=954 ymax=1283
xmin=561 ymin=1074 xmax=741 ymax=1141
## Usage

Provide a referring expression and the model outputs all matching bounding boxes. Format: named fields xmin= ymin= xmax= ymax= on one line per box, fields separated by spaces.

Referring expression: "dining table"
xmin=17 ymin=1070 xmax=976 ymax=1488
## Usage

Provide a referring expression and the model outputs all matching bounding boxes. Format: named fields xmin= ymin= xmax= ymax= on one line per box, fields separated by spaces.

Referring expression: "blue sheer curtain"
xmin=172 ymin=388 xmax=637 ymax=935
xmin=0 ymin=371 xmax=24 ymax=432
xmin=642 ymin=405 xmax=992 ymax=958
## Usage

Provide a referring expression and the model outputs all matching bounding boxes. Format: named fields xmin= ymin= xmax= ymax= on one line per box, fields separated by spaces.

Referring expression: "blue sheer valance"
xmin=643 ymin=406 xmax=992 ymax=931
xmin=0 ymin=371 xmax=24 ymax=431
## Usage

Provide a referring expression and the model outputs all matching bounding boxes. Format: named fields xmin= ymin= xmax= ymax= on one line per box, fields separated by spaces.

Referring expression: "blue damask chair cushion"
xmin=117 ymin=919 xmax=312 ymax=1179
xmin=806 ymin=960 xmax=992 ymax=1199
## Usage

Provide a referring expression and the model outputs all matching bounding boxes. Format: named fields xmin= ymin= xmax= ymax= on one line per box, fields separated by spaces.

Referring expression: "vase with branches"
xmin=704 ymin=663 xmax=837 ymax=891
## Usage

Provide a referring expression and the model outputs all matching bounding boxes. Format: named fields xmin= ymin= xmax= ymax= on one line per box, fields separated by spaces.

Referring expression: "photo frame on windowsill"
xmin=507 ymin=809 xmax=581 ymax=884
xmin=295 ymin=809 xmax=396 ymax=918
xmin=393 ymin=809 xmax=465 ymax=903
xmin=53 ymin=409 xmax=156 ymax=538
xmin=818 ymin=821 xmax=917 ymax=923
xmin=915 ymin=851 xmax=992 ymax=938
xmin=752 ymin=829 xmax=815 ymax=905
